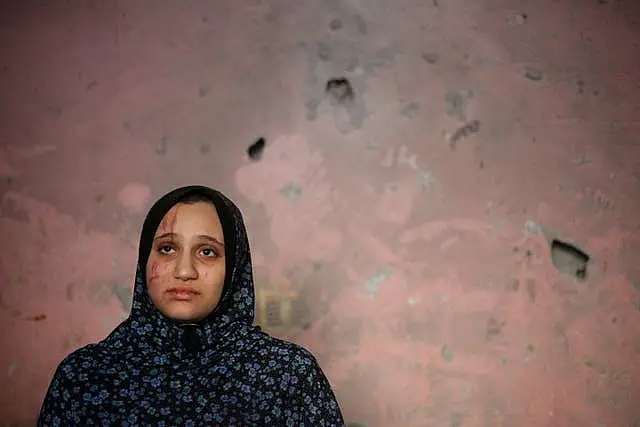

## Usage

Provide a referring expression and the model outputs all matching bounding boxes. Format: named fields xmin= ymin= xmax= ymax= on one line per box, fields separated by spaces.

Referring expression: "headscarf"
xmin=38 ymin=185 xmax=345 ymax=426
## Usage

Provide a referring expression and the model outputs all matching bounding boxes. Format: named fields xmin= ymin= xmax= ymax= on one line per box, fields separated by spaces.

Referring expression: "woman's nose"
xmin=174 ymin=253 xmax=198 ymax=280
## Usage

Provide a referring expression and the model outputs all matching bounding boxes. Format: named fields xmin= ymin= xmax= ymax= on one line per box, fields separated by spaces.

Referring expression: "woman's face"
xmin=145 ymin=201 xmax=226 ymax=322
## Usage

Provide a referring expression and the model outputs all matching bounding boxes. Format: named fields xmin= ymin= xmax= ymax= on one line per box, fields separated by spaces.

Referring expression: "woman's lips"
xmin=166 ymin=287 xmax=199 ymax=300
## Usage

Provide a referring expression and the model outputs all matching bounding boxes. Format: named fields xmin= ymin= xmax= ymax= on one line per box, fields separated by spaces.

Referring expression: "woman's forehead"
xmin=155 ymin=202 xmax=223 ymax=239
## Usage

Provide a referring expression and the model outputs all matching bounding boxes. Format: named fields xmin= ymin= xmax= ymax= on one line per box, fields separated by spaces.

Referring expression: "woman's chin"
xmin=161 ymin=304 xmax=203 ymax=322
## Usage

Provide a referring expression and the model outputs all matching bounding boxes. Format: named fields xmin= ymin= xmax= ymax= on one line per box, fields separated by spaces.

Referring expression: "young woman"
xmin=38 ymin=185 xmax=345 ymax=426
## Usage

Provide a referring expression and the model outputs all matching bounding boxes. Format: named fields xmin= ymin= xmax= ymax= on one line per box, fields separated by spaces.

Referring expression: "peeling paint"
xmin=280 ymin=182 xmax=302 ymax=202
xmin=364 ymin=268 xmax=392 ymax=297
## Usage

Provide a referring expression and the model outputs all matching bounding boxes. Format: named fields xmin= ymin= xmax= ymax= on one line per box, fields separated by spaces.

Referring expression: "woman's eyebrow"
xmin=154 ymin=232 xmax=224 ymax=247
xmin=153 ymin=232 xmax=178 ymax=241
xmin=199 ymin=235 xmax=225 ymax=247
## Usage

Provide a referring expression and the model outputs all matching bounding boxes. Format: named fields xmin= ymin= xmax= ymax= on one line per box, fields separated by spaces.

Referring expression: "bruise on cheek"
xmin=148 ymin=260 xmax=160 ymax=283
xmin=147 ymin=260 xmax=170 ymax=289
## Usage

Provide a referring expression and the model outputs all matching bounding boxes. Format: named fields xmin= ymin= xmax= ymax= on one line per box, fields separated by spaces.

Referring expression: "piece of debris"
xmin=525 ymin=67 xmax=543 ymax=81
xmin=449 ymin=119 xmax=481 ymax=149
xmin=24 ymin=314 xmax=47 ymax=322
xmin=247 ymin=137 xmax=266 ymax=161
xmin=550 ymin=239 xmax=590 ymax=281
xmin=325 ymin=77 xmax=354 ymax=104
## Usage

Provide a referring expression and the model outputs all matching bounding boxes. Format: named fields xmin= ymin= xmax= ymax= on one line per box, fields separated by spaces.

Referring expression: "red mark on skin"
xmin=24 ymin=314 xmax=46 ymax=321
xmin=148 ymin=260 xmax=161 ymax=284
xmin=147 ymin=205 xmax=184 ymax=292
xmin=170 ymin=206 xmax=180 ymax=234
xmin=148 ymin=260 xmax=172 ymax=287
xmin=156 ymin=210 xmax=178 ymax=236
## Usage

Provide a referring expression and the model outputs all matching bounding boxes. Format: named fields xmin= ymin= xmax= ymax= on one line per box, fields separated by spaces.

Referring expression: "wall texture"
xmin=1 ymin=0 xmax=639 ymax=425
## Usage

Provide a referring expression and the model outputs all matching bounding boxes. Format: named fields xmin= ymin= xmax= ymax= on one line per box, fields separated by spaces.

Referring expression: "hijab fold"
xmin=38 ymin=185 xmax=345 ymax=426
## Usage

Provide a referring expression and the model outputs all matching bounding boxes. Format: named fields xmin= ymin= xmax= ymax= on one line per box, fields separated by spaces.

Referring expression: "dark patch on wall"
xmin=247 ymin=137 xmax=266 ymax=161
xmin=329 ymin=18 xmax=342 ymax=31
xmin=525 ymin=279 xmax=536 ymax=302
xmin=525 ymin=67 xmax=543 ymax=81
xmin=326 ymin=77 xmax=355 ymax=104
xmin=65 ymin=283 xmax=76 ymax=302
xmin=449 ymin=120 xmax=481 ymax=148
xmin=550 ymin=239 xmax=590 ymax=281
xmin=445 ymin=90 xmax=473 ymax=121
xmin=401 ymin=101 xmax=421 ymax=119
xmin=422 ymin=52 xmax=440 ymax=64
xmin=23 ymin=314 xmax=47 ymax=322
xmin=486 ymin=317 xmax=505 ymax=339
xmin=156 ymin=135 xmax=169 ymax=155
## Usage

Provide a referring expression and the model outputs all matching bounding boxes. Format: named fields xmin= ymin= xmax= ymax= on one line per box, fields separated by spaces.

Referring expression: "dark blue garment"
xmin=38 ymin=186 xmax=345 ymax=426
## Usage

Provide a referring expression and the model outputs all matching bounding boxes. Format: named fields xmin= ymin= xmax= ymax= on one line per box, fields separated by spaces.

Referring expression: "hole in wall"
xmin=550 ymin=238 xmax=590 ymax=281
xmin=325 ymin=77 xmax=354 ymax=104
xmin=247 ymin=137 xmax=266 ymax=161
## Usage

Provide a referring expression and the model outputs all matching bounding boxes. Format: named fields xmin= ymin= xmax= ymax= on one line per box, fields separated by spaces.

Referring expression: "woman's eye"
xmin=159 ymin=245 xmax=175 ymax=254
xmin=201 ymin=248 xmax=217 ymax=257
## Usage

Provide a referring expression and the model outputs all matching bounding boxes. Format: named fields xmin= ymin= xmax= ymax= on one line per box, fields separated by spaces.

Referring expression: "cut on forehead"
xmin=154 ymin=192 xmax=220 ymax=231
xmin=156 ymin=197 xmax=223 ymax=237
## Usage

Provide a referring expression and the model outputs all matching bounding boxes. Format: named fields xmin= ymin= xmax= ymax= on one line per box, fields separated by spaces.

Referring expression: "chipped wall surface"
xmin=1 ymin=0 xmax=640 ymax=425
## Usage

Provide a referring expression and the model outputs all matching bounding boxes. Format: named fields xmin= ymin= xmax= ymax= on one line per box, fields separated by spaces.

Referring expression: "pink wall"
xmin=1 ymin=0 xmax=639 ymax=425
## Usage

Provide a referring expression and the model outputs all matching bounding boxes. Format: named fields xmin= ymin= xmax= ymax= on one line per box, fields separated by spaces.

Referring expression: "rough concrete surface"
xmin=1 ymin=0 xmax=639 ymax=425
